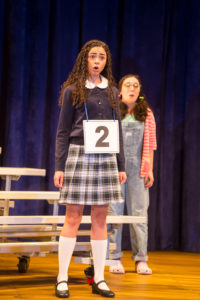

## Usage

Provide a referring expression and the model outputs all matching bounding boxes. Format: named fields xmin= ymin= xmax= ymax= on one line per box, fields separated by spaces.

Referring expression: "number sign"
xmin=83 ymin=120 xmax=119 ymax=153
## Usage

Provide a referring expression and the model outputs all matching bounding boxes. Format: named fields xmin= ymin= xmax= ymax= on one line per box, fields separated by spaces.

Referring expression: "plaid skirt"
xmin=59 ymin=144 xmax=124 ymax=205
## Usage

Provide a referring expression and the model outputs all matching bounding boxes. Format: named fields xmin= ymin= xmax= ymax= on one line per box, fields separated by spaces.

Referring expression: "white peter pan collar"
xmin=85 ymin=75 xmax=108 ymax=89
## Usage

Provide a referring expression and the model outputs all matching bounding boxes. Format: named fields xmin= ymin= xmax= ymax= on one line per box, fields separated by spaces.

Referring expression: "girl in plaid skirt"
xmin=54 ymin=40 xmax=126 ymax=298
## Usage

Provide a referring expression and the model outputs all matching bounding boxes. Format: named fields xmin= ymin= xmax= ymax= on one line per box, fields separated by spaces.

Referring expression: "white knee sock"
xmin=57 ymin=236 xmax=76 ymax=291
xmin=91 ymin=239 xmax=109 ymax=291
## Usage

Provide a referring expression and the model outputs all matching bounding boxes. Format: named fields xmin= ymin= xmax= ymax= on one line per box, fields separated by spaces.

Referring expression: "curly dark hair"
xmin=58 ymin=40 xmax=117 ymax=112
xmin=118 ymin=74 xmax=149 ymax=122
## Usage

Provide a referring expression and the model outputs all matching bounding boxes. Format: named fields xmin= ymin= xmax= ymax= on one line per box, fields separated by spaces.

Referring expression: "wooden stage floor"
xmin=0 ymin=251 xmax=199 ymax=300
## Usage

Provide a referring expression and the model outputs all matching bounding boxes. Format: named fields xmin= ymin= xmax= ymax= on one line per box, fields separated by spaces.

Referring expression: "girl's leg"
xmin=126 ymin=186 xmax=149 ymax=262
xmin=90 ymin=205 xmax=114 ymax=293
xmin=126 ymin=178 xmax=152 ymax=274
xmin=57 ymin=204 xmax=84 ymax=293
xmin=108 ymin=184 xmax=126 ymax=274
xmin=108 ymin=200 xmax=125 ymax=260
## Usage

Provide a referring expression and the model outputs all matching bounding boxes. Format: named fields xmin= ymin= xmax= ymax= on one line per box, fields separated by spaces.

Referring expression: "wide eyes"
xmin=124 ymin=82 xmax=140 ymax=89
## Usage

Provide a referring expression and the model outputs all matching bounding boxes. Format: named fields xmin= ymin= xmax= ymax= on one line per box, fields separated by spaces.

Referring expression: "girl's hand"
xmin=119 ymin=172 xmax=127 ymax=185
xmin=144 ymin=170 xmax=154 ymax=188
xmin=54 ymin=171 xmax=64 ymax=188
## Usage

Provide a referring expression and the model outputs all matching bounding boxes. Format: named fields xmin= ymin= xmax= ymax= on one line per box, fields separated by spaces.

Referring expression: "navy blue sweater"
xmin=55 ymin=84 xmax=125 ymax=172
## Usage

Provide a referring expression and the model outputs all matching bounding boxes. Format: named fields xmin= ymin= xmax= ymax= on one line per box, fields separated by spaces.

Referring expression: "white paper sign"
xmin=83 ymin=120 xmax=119 ymax=153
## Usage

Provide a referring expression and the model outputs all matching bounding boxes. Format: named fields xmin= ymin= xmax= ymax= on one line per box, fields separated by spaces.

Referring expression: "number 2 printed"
xmin=95 ymin=126 xmax=109 ymax=147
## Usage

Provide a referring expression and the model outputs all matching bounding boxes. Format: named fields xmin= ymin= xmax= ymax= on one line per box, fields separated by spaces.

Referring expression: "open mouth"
xmin=93 ymin=66 xmax=99 ymax=70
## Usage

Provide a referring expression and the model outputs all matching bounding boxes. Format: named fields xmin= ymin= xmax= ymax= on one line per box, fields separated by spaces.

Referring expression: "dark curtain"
xmin=0 ymin=0 xmax=199 ymax=252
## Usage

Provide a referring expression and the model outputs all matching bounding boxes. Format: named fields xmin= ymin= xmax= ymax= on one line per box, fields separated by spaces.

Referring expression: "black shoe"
xmin=55 ymin=281 xmax=69 ymax=298
xmin=92 ymin=280 xmax=115 ymax=298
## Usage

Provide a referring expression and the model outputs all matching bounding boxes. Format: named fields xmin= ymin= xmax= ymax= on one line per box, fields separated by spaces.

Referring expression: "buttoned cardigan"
xmin=55 ymin=84 xmax=125 ymax=172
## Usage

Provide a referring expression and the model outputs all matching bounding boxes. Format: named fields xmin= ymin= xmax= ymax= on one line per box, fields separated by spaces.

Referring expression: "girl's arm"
xmin=54 ymin=86 xmax=74 ymax=188
xmin=55 ymin=86 xmax=74 ymax=173
xmin=144 ymin=111 xmax=157 ymax=188
xmin=119 ymin=171 xmax=127 ymax=185
xmin=113 ymin=87 xmax=125 ymax=172
xmin=144 ymin=150 xmax=154 ymax=188
xmin=54 ymin=171 xmax=64 ymax=188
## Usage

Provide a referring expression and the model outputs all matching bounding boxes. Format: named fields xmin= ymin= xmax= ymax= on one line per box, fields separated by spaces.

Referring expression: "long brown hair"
xmin=58 ymin=40 xmax=117 ymax=111
xmin=119 ymin=74 xmax=149 ymax=122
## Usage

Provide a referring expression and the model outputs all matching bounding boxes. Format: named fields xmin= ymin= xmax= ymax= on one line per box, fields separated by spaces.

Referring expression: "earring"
xmin=136 ymin=96 xmax=144 ymax=104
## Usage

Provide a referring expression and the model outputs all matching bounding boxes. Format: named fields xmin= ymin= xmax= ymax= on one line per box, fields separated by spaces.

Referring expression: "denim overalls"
xmin=109 ymin=118 xmax=149 ymax=261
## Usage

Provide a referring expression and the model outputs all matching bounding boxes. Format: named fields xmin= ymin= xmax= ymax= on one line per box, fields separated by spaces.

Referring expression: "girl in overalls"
xmin=54 ymin=40 xmax=126 ymax=298
xmin=109 ymin=74 xmax=157 ymax=275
